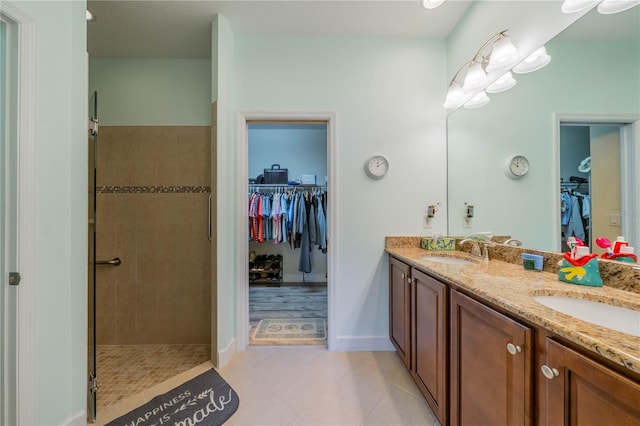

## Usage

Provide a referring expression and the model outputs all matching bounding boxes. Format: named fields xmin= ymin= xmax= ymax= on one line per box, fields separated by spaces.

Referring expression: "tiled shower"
xmin=94 ymin=126 xmax=212 ymax=406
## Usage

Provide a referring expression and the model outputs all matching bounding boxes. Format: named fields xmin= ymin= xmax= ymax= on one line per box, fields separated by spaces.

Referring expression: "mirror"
xmin=447 ymin=6 xmax=640 ymax=256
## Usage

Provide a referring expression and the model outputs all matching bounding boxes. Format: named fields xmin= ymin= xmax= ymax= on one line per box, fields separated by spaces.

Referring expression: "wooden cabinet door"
xmin=389 ymin=257 xmax=411 ymax=368
xmin=450 ymin=290 xmax=533 ymax=426
xmin=412 ymin=268 xmax=448 ymax=425
xmin=541 ymin=338 xmax=640 ymax=425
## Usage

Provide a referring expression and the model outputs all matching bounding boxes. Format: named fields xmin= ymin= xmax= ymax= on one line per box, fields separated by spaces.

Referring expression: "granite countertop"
xmin=385 ymin=237 xmax=640 ymax=377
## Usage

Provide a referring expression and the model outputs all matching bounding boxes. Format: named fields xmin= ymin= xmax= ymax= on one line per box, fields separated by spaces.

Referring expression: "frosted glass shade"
xmin=486 ymin=72 xmax=517 ymax=93
xmin=464 ymin=91 xmax=490 ymax=109
xmin=423 ymin=0 xmax=446 ymax=9
xmin=462 ymin=62 xmax=488 ymax=92
xmin=597 ymin=0 xmax=640 ymax=13
xmin=561 ymin=0 xmax=601 ymax=13
xmin=486 ymin=36 xmax=519 ymax=73
xmin=513 ymin=46 xmax=551 ymax=74
xmin=443 ymin=83 xmax=465 ymax=109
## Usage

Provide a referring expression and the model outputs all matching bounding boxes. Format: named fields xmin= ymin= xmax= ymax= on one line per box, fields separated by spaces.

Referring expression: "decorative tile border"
xmin=96 ymin=185 xmax=211 ymax=194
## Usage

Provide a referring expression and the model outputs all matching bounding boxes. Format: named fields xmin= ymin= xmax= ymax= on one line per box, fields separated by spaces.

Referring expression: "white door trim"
xmin=235 ymin=111 xmax=337 ymax=353
xmin=0 ymin=2 xmax=38 ymax=425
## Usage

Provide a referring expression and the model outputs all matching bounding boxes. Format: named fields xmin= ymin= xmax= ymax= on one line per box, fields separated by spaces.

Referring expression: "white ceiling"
xmin=87 ymin=0 xmax=475 ymax=58
xmin=87 ymin=0 xmax=639 ymax=58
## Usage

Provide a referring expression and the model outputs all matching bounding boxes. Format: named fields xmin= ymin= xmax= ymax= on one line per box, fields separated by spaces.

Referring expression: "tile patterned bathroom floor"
xmin=95 ymin=344 xmax=210 ymax=408
xmin=95 ymin=346 xmax=440 ymax=426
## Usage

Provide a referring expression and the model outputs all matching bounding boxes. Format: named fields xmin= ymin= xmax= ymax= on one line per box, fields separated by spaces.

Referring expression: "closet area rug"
xmin=106 ymin=369 xmax=239 ymax=426
xmin=252 ymin=318 xmax=327 ymax=341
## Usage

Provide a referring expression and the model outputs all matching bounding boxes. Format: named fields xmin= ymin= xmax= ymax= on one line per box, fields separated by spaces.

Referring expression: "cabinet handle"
xmin=506 ymin=343 xmax=522 ymax=355
xmin=408 ymin=277 xmax=412 ymax=284
xmin=541 ymin=365 xmax=560 ymax=380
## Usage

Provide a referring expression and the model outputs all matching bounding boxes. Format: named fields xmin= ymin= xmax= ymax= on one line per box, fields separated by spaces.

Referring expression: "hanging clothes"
xmin=248 ymin=186 xmax=328 ymax=273
xmin=297 ymin=192 xmax=312 ymax=273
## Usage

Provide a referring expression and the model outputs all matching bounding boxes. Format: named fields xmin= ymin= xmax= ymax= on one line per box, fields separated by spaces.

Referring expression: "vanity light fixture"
xmin=486 ymin=71 xmax=517 ymax=93
xmin=512 ymin=46 xmax=551 ymax=74
xmin=423 ymin=0 xmax=446 ymax=9
xmin=443 ymin=30 xmax=520 ymax=109
xmin=561 ymin=0 xmax=639 ymax=13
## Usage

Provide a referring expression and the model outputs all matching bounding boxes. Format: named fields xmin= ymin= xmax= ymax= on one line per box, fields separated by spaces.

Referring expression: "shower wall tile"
xmin=95 ymin=126 xmax=211 ymax=345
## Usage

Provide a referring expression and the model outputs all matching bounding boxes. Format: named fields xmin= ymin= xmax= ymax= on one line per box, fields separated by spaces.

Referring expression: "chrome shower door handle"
xmin=208 ymin=194 xmax=212 ymax=241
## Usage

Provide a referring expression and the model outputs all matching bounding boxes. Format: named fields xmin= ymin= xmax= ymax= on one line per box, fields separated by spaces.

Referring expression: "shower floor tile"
xmin=96 ymin=344 xmax=210 ymax=408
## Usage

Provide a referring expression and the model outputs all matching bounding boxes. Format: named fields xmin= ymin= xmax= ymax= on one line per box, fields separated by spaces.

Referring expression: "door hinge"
xmin=9 ymin=272 xmax=21 ymax=286
xmin=88 ymin=373 xmax=98 ymax=395
xmin=88 ymin=118 xmax=99 ymax=135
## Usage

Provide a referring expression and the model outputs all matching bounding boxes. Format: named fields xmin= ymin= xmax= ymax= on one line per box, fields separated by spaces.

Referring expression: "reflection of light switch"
xmin=609 ymin=214 xmax=620 ymax=226
xmin=465 ymin=205 xmax=474 ymax=218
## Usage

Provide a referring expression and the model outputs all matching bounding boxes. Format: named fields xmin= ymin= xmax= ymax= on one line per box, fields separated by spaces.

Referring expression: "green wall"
xmin=89 ymin=58 xmax=212 ymax=126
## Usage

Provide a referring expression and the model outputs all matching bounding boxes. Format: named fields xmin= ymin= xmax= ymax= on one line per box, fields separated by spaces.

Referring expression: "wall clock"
xmin=505 ymin=155 xmax=530 ymax=179
xmin=365 ymin=155 xmax=389 ymax=179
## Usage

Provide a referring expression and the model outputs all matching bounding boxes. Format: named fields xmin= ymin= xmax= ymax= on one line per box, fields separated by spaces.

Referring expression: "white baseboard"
xmin=217 ymin=337 xmax=236 ymax=368
xmin=283 ymin=273 xmax=327 ymax=283
xmin=330 ymin=335 xmax=395 ymax=352
xmin=62 ymin=410 xmax=86 ymax=426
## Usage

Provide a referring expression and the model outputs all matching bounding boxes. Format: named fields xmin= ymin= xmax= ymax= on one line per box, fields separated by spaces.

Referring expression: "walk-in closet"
xmin=247 ymin=122 xmax=328 ymax=346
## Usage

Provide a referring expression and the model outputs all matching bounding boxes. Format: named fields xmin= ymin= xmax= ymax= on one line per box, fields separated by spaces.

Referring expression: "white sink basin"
xmin=421 ymin=256 xmax=476 ymax=266
xmin=533 ymin=296 xmax=640 ymax=337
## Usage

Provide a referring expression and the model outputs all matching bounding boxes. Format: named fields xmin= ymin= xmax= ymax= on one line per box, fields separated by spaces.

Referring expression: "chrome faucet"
xmin=504 ymin=238 xmax=523 ymax=246
xmin=459 ymin=238 xmax=482 ymax=258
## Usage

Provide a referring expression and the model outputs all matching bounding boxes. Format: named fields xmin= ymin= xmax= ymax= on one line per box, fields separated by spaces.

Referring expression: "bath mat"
xmin=106 ymin=369 xmax=239 ymax=426
xmin=252 ymin=318 xmax=327 ymax=341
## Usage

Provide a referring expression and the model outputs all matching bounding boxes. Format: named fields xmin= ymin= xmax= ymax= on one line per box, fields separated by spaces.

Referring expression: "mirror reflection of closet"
xmin=560 ymin=123 xmax=623 ymax=253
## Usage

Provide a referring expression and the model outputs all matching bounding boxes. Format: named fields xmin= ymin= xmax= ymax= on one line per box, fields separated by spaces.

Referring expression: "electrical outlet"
xmin=609 ymin=214 xmax=620 ymax=226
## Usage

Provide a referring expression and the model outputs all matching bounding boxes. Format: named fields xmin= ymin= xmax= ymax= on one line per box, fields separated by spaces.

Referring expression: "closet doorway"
xmin=559 ymin=119 xmax=639 ymax=253
xmin=246 ymin=121 xmax=329 ymax=346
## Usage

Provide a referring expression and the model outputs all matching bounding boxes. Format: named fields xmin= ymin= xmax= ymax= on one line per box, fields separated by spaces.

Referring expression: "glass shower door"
xmin=87 ymin=91 xmax=98 ymax=422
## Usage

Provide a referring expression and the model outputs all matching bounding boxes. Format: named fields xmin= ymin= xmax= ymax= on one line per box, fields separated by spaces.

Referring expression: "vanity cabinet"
xmin=450 ymin=289 xmax=533 ymax=426
xmin=388 ymin=254 xmax=639 ymax=426
xmin=389 ymin=256 xmax=411 ymax=368
xmin=389 ymin=257 xmax=448 ymax=423
xmin=412 ymin=267 xmax=448 ymax=424
xmin=539 ymin=338 xmax=640 ymax=425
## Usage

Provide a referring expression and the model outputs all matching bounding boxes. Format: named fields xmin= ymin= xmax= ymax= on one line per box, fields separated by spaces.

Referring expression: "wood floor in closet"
xmin=249 ymin=283 xmax=327 ymax=346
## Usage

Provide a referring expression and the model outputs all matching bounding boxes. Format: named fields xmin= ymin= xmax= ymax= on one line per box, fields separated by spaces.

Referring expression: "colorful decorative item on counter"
xmin=596 ymin=235 xmax=637 ymax=263
xmin=421 ymin=235 xmax=456 ymax=251
xmin=558 ymin=240 xmax=602 ymax=286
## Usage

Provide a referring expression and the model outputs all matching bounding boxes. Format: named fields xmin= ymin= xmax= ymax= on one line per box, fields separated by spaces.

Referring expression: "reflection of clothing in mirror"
xmin=561 ymin=192 xmax=571 ymax=225
xmin=566 ymin=196 xmax=585 ymax=242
